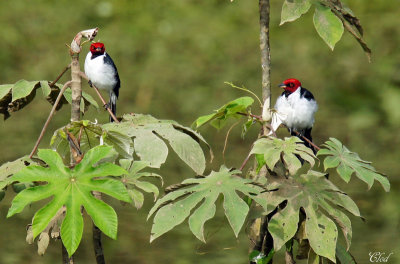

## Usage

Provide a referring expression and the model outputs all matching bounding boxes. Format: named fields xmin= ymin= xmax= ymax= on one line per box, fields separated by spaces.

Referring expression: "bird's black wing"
xmin=104 ymin=53 xmax=121 ymax=98
xmin=299 ymin=87 xmax=315 ymax=101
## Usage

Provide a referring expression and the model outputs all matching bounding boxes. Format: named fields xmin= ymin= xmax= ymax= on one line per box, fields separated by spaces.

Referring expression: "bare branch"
xmin=29 ymin=81 xmax=72 ymax=158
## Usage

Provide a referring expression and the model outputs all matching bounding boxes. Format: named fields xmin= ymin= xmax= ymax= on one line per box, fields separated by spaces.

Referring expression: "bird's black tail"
xmin=291 ymin=128 xmax=316 ymax=154
xmin=109 ymin=91 xmax=117 ymax=122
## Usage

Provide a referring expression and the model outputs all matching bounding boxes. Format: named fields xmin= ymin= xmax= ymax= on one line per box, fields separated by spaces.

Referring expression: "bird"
xmin=272 ymin=78 xmax=318 ymax=152
xmin=84 ymin=42 xmax=120 ymax=122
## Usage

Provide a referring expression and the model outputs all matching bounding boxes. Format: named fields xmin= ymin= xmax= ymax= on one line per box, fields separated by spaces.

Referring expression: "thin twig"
xmin=224 ymin=82 xmax=263 ymax=107
xmin=239 ymin=152 xmax=252 ymax=171
xmin=222 ymin=121 xmax=240 ymax=162
xmin=290 ymin=129 xmax=321 ymax=151
xmin=92 ymin=191 xmax=105 ymax=264
xmin=79 ymin=71 xmax=119 ymax=123
xmin=29 ymin=81 xmax=72 ymax=158
xmin=62 ymin=243 xmax=74 ymax=264
xmin=49 ymin=64 xmax=71 ymax=87
xmin=236 ymin=112 xmax=263 ymax=121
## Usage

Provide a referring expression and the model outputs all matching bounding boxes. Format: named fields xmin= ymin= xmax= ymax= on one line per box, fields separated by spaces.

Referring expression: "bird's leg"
xmin=88 ymin=80 xmax=93 ymax=87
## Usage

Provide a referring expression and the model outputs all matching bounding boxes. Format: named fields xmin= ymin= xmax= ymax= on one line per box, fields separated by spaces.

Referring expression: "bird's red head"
xmin=278 ymin=78 xmax=302 ymax=93
xmin=90 ymin=42 xmax=105 ymax=54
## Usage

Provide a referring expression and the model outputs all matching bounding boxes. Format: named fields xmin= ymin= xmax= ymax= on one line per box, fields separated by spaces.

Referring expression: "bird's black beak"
xmin=278 ymin=83 xmax=286 ymax=89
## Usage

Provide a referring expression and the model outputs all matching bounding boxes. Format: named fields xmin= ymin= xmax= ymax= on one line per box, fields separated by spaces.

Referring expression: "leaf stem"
xmin=289 ymin=129 xmax=321 ymax=151
xmin=224 ymin=82 xmax=263 ymax=107
xmin=29 ymin=81 xmax=72 ymax=158
xmin=49 ymin=64 xmax=71 ymax=87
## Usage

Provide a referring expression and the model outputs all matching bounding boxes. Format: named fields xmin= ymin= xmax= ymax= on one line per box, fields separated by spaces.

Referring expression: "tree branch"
xmin=49 ymin=64 xmax=71 ymax=87
xmin=259 ymin=0 xmax=271 ymax=108
xmin=62 ymin=243 xmax=74 ymax=264
xmin=61 ymin=27 xmax=98 ymax=264
xmin=29 ymin=81 xmax=72 ymax=158
xmin=249 ymin=1 xmax=273 ymax=263
xmin=92 ymin=191 xmax=106 ymax=264
xmin=289 ymin=129 xmax=321 ymax=151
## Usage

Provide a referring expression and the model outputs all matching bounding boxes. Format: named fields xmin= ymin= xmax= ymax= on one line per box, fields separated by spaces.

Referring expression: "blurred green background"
xmin=0 ymin=0 xmax=399 ymax=263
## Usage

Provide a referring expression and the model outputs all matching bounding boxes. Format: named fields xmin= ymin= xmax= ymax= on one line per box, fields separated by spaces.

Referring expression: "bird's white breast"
xmin=84 ymin=52 xmax=117 ymax=92
xmin=274 ymin=88 xmax=318 ymax=132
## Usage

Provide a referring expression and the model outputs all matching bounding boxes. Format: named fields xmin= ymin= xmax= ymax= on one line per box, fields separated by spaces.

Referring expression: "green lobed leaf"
xmin=120 ymin=159 xmax=163 ymax=209
xmin=40 ymin=81 xmax=51 ymax=97
xmin=0 ymin=155 xmax=35 ymax=189
xmin=12 ymin=80 xmax=38 ymax=101
xmin=251 ymin=137 xmax=316 ymax=175
xmin=336 ymin=243 xmax=357 ymax=264
xmin=7 ymin=145 xmax=130 ymax=256
xmin=317 ymin=137 xmax=389 ymax=191
xmin=193 ymin=96 xmax=254 ymax=129
xmin=305 ymin=206 xmax=338 ymax=262
xmin=313 ymin=3 xmax=344 ymax=50
xmin=0 ymin=84 xmax=13 ymax=99
xmin=103 ymin=114 xmax=208 ymax=174
xmin=280 ymin=0 xmax=312 ymax=25
xmin=51 ymin=121 xmax=133 ymax=159
xmin=148 ymin=166 xmax=267 ymax=242
xmin=261 ymin=169 xmax=360 ymax=261
xmin=133 ymin=130 xmax=168 ymax=168
xmin=188 ymin=195 xmax=217 ymax=242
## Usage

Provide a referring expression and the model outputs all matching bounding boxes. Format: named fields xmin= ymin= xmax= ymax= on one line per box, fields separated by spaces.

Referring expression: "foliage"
xmin=263 ymin=169 xmax=362 ymax=262
xmin=251 ymin=136 xmax=315 ymax=175
xmin=193 ymin=96 xmax=255 ymax=129
xmin=119 ymin=159 xmax=163 ymax=209
xmin=103 ymin=113 xmax=211 ymax=174
xmin=280 ymin=0 xmax=371 ymax=59
xmin=317 ymin=138 xmax=390 ymax=191
xmin=148 ymin=166 xmax=270 ymax=243
xmin=0 ymin=155 xmax=35 ymax=190
xmin=7 ymin=145 xmax=131 ymax=256
xmin=0 ymin=80 xmax=98 ymax=120
xmin=51 ymin=120 xmax=133 ymax=159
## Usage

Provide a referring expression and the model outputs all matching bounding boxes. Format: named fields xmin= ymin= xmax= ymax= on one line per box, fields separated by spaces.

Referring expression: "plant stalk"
xmin=62 ymin=27 xmax=98 ymax=264
xmin=249 ymin=1 xmax=273 ymax=263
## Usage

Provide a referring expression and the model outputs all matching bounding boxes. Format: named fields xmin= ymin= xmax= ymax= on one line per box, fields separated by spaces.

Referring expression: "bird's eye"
xmin=289 ymin=83 xmax=294 ymax=87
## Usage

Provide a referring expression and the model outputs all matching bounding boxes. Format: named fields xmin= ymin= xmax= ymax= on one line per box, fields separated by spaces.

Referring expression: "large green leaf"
xmin=148 ymin=166 xmax=270 ymax=242
xmin=7 ymin=145 xmax=130 ymax=256
xmin=317 ymin=0 xmax=371 ymax=60
xmin=280 ymin=0 xmax=312 ymax=25
xmin=251 ymin=137 xmax=316 ymax=175
xmin=317 ymin=138 xmax=389 ymax=191
xmin=119 ymin=159 xmax=162 ymax=209
xmin=262 ymin=170 xmax=361 ymax=262
xmin=0 ymin=80 xmax=98 ymax=120
xmin=193 ymin=96 xmax=254 ymax=129
xmin=0 ymin=156 xmax=35 ymax=190
xmin=313 ymin=3 xmax=344 ymax=50
xmin=51 ymin=120 xmax=133 ymax=159
xmin=103 ymin=114 xmax=210 ymax=174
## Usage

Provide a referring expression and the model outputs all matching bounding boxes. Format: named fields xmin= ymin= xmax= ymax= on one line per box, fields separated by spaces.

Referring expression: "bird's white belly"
xmin=84 ymin=54 xmax=117 ymax=92
xmin=275 ymin=90 xmax=317 ymax=131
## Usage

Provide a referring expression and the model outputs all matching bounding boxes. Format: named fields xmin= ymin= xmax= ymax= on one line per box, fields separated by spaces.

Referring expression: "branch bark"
xmin=93 ymin=191 xmax=106 ymax=264
xmin=61 ymin=27 xmax=98 ymax=264
xmin=259 ymin=0 xmax=271 ymax=115
xmin=250 ymin=1 xmax=273 ymax=263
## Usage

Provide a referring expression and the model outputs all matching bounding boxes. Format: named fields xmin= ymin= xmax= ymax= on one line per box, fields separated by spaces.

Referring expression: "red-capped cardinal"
xmin=85 ymin=42 xmax=120 ymax=122
xmin=271 ymin=78 xmax=318 ymax=152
